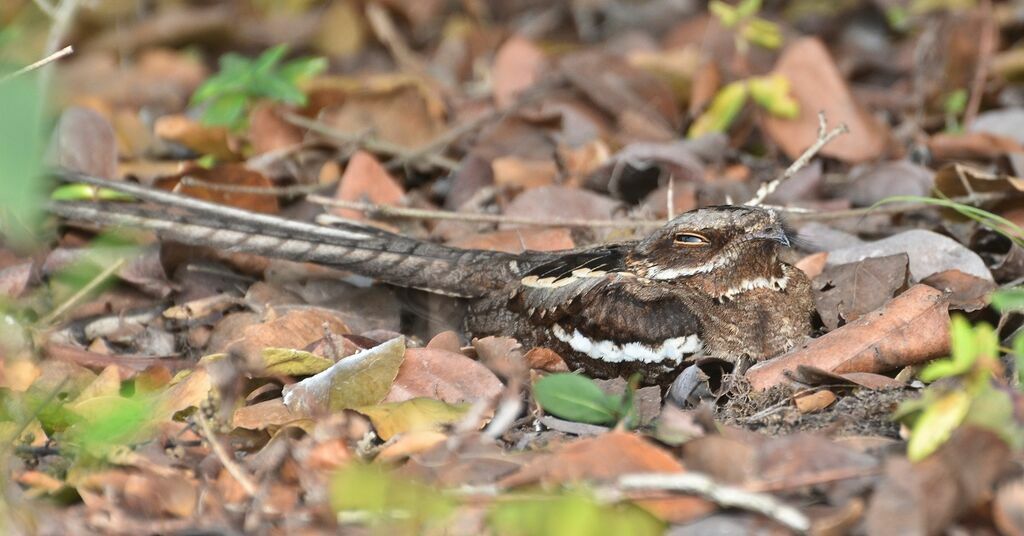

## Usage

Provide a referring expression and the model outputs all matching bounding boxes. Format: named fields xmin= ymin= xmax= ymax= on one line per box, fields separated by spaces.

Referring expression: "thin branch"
xmin=39 ymin=0 xmax=82 ymax=97
xmin=196 ymin=411 xmax=259 ymax=498
xmin=746 ymin=112 xmax=849 ymax=206
xmin=32 ymin=0 xmax=57 ymax=18
xmin=0 ymin=45 xmax=73 ymax=83
xmin=609 ymin=472 xmax=810 ymax=533
xmin=179 ymin=176 xmax=337 ymax=196
xmin=964 ymin=0 xmax=995 ymax=129
xmin=309 ymin=195 xmax=664 ymax=228
xmin=283 ymin=113 xmax=459 ymax=171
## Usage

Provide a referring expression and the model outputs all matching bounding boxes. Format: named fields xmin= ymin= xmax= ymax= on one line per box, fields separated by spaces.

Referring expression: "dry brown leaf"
xmin=794 ymin=390 xmax=837 ymax=413
xmin=921 ymin=269 xmax=996 ymax=312
xmin=448 ymin=228 xmax=575 ymax=253
xmin=813 ymin=254 xmax=909 ymax=331
xmin=156 ymin=162 xmax=279 ymax=213
xmin=524 ymin=347 xmax=569 ymax=373
xmin=49 ymin=107 xmax=118 ymax=179
xmin=319 ymin=78 xmax=446 ymax=149
xmin=153 ymin=114 xmax=239 ymax=161
xmin=866 ymin=426 xmax=1010 ymax=535
xmin=332 ymin=151 xmax=405 ymax=220
xmin=761 ymin=38 xmax=888 ymax=163
xmin=995 ymin=479 xmax=1024 ymax=536
xmin=377 ymin=430 xmax=449 ymax=462
xmin=796 ymin=252 xmax=828 ymax=279
xmin=426 ymin=330 xmax=462 ymax=353
xmin=248 ymin=102 xmax=304 ymax=155
xmin=491 ymin=156 xmax=558 ymax=189
xmin=492 ymin=35 xmax=547 ymax=108
xmin=502 ymin=186 xmax=621 ymax=227
xmin=224 ymin=308 xmax=349 ymax=362
xmin=384 ymin=348 xmax=503 ymax=404
xmin=927 ymin=131 xmax=1024 ymax=161
xmin=499 ymin=431 xmax=684 ymax=488
xmin=746 ymin=285 xmax=951 ymax=391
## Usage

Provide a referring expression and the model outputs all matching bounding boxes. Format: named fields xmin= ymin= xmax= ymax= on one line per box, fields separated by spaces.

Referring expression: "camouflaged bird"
xmin=51 ymin=173 xmax=815 ymax=384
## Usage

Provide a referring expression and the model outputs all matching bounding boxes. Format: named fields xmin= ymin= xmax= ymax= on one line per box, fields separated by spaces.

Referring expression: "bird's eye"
xmin=673 ymin=232 xmax=708 ymax=246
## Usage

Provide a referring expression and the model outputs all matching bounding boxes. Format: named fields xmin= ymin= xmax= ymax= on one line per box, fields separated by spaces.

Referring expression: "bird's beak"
xmin=751 ymin=226 xmax=791 ymax=247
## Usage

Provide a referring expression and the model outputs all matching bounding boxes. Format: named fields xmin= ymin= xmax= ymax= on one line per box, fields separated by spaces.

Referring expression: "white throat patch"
xmin=717 ymin=275 xmax=789 ymax=301
xmin=551 ymin=325 xmax=701 ymax=364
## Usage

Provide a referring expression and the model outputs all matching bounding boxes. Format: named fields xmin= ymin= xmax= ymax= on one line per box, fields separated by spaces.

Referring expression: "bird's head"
xmin=627 ymin=205 xmax=795 ymax=281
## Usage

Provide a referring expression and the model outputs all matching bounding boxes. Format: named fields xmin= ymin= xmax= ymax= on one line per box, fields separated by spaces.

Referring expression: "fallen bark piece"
xmin=746 ymin=285 xmax=950 ymax=391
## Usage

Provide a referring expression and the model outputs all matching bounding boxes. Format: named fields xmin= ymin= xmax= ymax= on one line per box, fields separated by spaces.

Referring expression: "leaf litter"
xmin=7 ymin=1 xmax=1024 ymax=534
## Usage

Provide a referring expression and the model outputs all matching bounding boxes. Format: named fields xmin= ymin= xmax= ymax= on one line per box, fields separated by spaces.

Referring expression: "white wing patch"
xmin=551 ymin=325 xmax=701 ymax=364
xmin=521 ymin=268 xmax=608 ymax=288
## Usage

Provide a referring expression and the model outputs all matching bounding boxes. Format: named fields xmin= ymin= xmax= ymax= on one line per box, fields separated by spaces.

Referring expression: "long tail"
xmin=48 ymin=172 xmax=524 ymax=298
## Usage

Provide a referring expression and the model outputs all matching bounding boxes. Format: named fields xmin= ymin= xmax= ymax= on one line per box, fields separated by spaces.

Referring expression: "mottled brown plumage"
xmin=50 ymin=173 xmax=815 ymax=384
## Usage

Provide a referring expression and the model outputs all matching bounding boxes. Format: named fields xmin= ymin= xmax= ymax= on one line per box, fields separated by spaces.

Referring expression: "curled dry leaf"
xmin=283 ymin=337 xmax=406 ymax=416
xmin=384 ymin=348 xmax=504 ymax=405
xmin=746 ymin=285 xmax=951 ymax=391
xmin=813 ymin=253 xmax=909 ymax=331
xmin=794 ymin=390 xmax=837 ymax=414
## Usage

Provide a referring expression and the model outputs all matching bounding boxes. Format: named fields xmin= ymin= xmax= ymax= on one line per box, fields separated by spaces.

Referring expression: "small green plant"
xmin=943 ymin=89 xmax=968 ymax=133
xmin=533 ymin=373 xmax=637 ymax=427
xmin=687 ymin=74 xmax=799 ymax=138
xmin=191 ymin=44 xmax=327 ymax=131
xmin=0 ymin=69 xmax=46 ymax=248
xmin=709 ymin=0 xmax=783 ymax=54
xmin=897 ymin=290 xmax=1024 ymax=461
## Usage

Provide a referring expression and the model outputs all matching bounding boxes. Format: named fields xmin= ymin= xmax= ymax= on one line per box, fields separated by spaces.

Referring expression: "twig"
xmin=195 ymin=411 xmax=259 ymax=498
xmin=310 ymin=196 xmax=664 ymax=228
xmin=746 ymin=112 xmax=849 ymax=206
xmin=609 ymin=472 xmax=810 ymax=533
xmin=179 ymin=176 xmax=337 ymax=196
xmin=0 ymin=46 xmax=73 ymax=83
xmin=283 ymin=113 xmax=459 ymax=171
xmin=32 ymin=0 xmax=57 ymax=18
xmin=37 ymin=258 xmax=125 ymax=327
xmin=39 ymin=0 xmax=82 ymax=97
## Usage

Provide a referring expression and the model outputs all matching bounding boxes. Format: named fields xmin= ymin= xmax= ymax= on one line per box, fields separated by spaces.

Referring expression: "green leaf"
xmin=736 ymin=0 xmax=763 ymax=18
xmin=330 ymin=464 xmax=454 ymax=529
xmin=992 ymin=288 xmax=1024 ymax=313
xmin=261 ymin=348 xmax=333 ymax=376
xmin=282 ymin=337 xmax=406 ymax=415
xmin=742 ymin=18 xmax=783 ymax=50
xmin=252 ymin=44 xmax=290 ymax=74
xmin=748 ymin=74 xmax=799 ymax=118
xmin=687 ymin=81 xmax=749 ymax=138
xmin=201 ymin=93 xmax=249 ymax=128
xmin=251 ymin=74 xmax=307 ymax=104
xmin=489 ymin=491 xmax=664 ymax=536
xmin=709 ymin=1 xmax=740 ymax=27
xmin=944 ymin=89 xmax=968 ymax=116
xmin=50 ymin=184 xmax=134 ymax=202
xmin=65 ymin=395 xmax=157 ymax=457
xmin=0 ymin=70 xmax=47 ymax=247
xmin=534 ymin=373 xmax=623 ymax=425
xmin=907 ymin=390 xmax=970 ymax=461
xmin=920 ymin=315 xmax=984 ymax=381
xmin=354 ymin=398 xmax=471 ymax=440
xmin=279 ymin=56 xmax=328 ymax=84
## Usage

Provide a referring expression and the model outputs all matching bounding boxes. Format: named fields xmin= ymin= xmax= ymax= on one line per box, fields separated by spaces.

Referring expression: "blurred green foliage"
xmin=191 ymin=44 xmax=326 ymax=131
